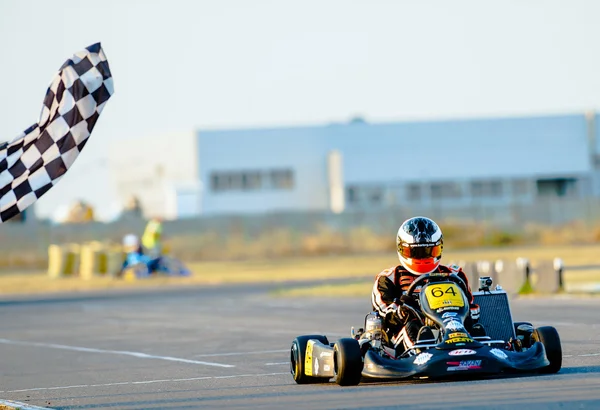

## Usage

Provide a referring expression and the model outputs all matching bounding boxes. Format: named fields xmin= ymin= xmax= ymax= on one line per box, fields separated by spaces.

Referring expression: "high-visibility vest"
xmin=142 ymin=220 xmax=163 ymax=250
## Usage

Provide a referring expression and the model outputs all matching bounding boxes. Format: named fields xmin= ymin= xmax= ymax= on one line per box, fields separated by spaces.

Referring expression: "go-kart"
xmin=290 ymin=272 xmax=562 ymax=386
xmin=120 ymin=255 xmax=191 ymax=279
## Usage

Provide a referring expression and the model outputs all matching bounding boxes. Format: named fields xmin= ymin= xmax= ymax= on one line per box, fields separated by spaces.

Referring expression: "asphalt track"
xmin=1 ymin=281 xmax=600 ymax=409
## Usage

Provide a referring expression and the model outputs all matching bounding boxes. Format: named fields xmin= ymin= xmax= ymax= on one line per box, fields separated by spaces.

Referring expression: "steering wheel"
xmin=405 ymin=272 xmax=469 ymax=300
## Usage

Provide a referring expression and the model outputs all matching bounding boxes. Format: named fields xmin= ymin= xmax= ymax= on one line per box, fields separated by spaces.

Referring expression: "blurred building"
xmin=109 ymin=131 xmax=199 ymax=219
xmin=109 ymin=112 xmax=600 ymax=219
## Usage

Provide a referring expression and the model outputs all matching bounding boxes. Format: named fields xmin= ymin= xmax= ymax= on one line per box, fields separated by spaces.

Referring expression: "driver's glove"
xmin=399 ymin=294 xmax=419 ymax=309
xmin=396 ymin=295 xmax=420 ymax=320
xmin=469 ymin=304 xmax=481 ymax=322
xmin=380 ymin=300 xmax=400 ymax=320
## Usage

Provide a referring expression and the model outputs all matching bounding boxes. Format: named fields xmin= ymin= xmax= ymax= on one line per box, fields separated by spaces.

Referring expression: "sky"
xmin=1 ymin=0 xmax=599 ymax=220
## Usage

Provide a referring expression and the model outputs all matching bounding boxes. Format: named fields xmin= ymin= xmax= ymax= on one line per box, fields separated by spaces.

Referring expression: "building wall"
xmin=107 ymin=113 xmax=597 ymax=218
xmin=197 ymin=113 xmax=595 ymax=215
xmin=197 ymin=126 xmax=333 ymax=215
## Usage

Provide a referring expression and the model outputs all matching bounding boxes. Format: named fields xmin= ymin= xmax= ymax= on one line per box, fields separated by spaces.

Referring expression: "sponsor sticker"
xmin=445 ymin=337 xmax=474 ymax=344
xmin=319 ymin=351 xmax=332 ymax=358
xmin=447 ymin=360 xmax=482 ymax=371
xmin=438 ymin=306 xmax=460 ymax=312
xmin=445 ymin=320 xmax=465 ymax=331
xmin=448 ymin=349 xmax=476 ymax=356
xmin=448 ymin=332 xmax=469 ymax=339
xmin=490 ymin=348 xmax=508 ymax=360
xmin=414 ymin=352 xmax=433 ymax=366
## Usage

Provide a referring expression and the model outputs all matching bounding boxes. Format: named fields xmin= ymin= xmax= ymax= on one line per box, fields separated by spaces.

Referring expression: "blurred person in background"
xmin=142 ymin=217 xmax=164 ymax=258
xmin=371 ymin=216 xmax=485 ymax=355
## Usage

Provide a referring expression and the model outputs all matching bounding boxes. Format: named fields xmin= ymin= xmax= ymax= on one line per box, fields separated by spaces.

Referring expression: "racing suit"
xmin=371 ymin=263 xmax=480 ymax=351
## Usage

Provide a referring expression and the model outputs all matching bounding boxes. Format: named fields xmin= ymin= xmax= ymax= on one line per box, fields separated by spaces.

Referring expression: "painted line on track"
xmin=194 ymin=349 xmax=288 ymax=358
xmin=0 ymin=373 xmax=288 ymax=394
xmin=265 ymin=362 xmax=288 ymax=366
xmin=0 ymin=338 xmax=234 ymax=368
xmin=563 ymin=353 xmax=600 ymax=358
xmin=0 ymin=399 xmax=53 ymax=409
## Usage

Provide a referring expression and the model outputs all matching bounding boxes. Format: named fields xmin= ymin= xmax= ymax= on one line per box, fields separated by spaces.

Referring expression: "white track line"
xmin=0 ymin=372 xmax=288 ymax=394
xmin=194 ymin=349 xmax=288 ymax=357
xmin=0 ymin=338 xmax=234 ymax=368
xmin=265 ymin=362 xmax=288 ymax=366
xmin=564 ymin=353 xmax=600 ymax=358
xmin=0 ymin=399 xmax=53 ymax=409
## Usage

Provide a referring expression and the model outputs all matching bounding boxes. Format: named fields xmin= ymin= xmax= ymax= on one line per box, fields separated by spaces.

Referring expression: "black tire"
xmin=334 ymin=338 xmax=363 ymax=386
xmin=532 ymin=326 xmax=562 ymax=373
xmin=290 ymin=335 xmax=330 ymax=384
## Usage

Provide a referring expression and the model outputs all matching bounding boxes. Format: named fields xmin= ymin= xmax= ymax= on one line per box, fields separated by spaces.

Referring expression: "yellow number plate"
xmin=424 ymin=283 xmax=464 ymax=309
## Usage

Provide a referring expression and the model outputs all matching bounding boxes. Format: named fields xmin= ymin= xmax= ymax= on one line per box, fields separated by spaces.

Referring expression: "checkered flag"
xmin=0 ymin=43 xmax=113 ymax=223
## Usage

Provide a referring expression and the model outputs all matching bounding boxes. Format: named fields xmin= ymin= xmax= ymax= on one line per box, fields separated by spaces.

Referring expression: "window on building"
xmin=210 ymin=173 xmax=227 ymax=192
xmin=210 ymin=169 xmax=294 ymax=192
xmin=241 ymin=172 xmax=262 ymax=190
xmin=406 ymin=183 xmax=422 ymax=201
xmin=346 ymin=186 xmax=358 ymax=204
xmin=269 ymin=169 xmax=294 ymax=190
xmin=536 ymin=178 xmax=578 ymax=198
xmin=511 ymin=179 xmax=530 ymax=196
xmin=431 ymin=182 xmax=462 ymax=199
xmin=471 ymin=180 xmax=503 ymax=198
xmin=369 ymin=187 xmax=383 ymax=204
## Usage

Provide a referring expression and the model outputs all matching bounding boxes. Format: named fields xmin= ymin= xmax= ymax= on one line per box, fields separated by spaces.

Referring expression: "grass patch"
xmin=0 ymin=404 xmax=22 ymax=410
xmin=0 ymin=244 xmax=598 ymax=296
xmin=518 ymin=279 xmax=535 ymax=295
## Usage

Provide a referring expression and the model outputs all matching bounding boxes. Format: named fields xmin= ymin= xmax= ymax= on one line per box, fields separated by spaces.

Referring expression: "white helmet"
xmin=397 ymin=216 xmax=443 ymax=275
xmin=122 ymin=234 xmax=140 ymax=252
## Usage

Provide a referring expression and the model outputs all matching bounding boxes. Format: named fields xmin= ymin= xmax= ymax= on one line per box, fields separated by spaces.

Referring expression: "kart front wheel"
xmin=334 ymin=338 xmax=363 ymax=386
xmin=532 ymin=326 xmax=562 ymax=373
xmin=290 ymin=335 xmax=330 ymax=384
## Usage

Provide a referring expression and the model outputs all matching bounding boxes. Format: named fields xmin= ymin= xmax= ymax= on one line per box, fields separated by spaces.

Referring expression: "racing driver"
xmin=371 ymin=216 xmax=485 ymax=355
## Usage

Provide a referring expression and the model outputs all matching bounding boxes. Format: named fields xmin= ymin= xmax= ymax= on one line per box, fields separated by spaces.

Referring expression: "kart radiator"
xmin=473 ymin=291 xmax=516 ymax=342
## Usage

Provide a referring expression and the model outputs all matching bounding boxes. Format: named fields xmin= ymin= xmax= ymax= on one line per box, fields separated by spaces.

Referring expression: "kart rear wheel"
xmin=290 ymin=335 xmax=330 ymax=384
xmin=532 ymin=326 xmax=562 ymax=373
xmin=334 ymin=338 xmax=363 ymax=386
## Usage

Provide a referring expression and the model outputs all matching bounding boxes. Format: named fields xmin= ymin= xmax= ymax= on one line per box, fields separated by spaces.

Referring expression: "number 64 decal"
xmin=424 ymin=283 xmax=464 ymax=309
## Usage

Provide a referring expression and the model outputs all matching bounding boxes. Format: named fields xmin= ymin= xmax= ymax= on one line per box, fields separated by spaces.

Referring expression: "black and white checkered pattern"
xmin=0 ymin=43 xmax=113 ymax=223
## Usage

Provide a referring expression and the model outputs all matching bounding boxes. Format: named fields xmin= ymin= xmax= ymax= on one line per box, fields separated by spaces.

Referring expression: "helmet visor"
xmin=399 ymin=242 xmax=443 ymax=260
